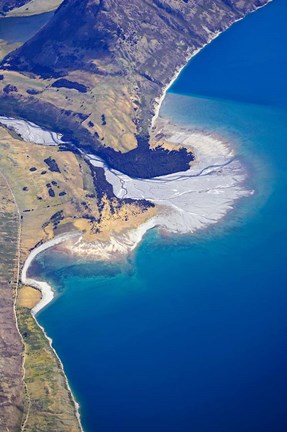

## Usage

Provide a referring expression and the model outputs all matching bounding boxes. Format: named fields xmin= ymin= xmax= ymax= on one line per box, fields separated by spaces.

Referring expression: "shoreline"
xmin=67 ymin=218 xmax=158 ymax=261
xmin=63 ymin=120 xmax=251 ymax=260
xmin=9 ymin=73 xmax=253 ymax=432
xmin=10 ymin=113 xmax=251 ymax=263
xmin=20 ymin=231 xmax=83 ymax=430
xmin=150 ymin=0 xmax=273 ymax=129
xmin=151 ymin=31 xmax=219 ymax=129
xmin=34 ymin=318 xmax=83 ymax=431
xmin=13 ymin=2 xmax=272 ymax=428
xmin=21 ymin=231 xmax=81 ymax=315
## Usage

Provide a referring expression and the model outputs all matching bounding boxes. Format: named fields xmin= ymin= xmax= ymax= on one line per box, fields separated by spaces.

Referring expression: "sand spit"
xmin=0 ymin=116 xmax=65 ymax=146
xmin=21 ymin=232 xmax=80 ymax=315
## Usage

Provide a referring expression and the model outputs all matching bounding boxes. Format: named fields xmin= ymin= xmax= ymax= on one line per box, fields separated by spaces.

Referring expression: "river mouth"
xmin=0 ymin=111 xmax=251 ymax=261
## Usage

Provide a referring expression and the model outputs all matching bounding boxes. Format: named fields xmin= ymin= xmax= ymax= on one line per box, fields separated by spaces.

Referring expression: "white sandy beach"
xmin=20 ymin=231 xmax=83 ymax=430
xmin=21 ymin=232 xmax=81 ymax=315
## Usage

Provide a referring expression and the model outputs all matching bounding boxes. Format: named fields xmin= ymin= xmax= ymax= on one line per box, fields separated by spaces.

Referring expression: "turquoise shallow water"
xmin=31 ymin=1 xmax=287 ymax=431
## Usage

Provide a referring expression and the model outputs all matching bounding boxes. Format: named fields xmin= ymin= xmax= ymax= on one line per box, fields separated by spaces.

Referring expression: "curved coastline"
xmin=4 ymin=2 xmax=273 ymax=427
xmin=17 ymin=113 xmax=251 ymax=431
xmin=3 ymin=111 xmax=252 ymax=261
xmin=21 ymin=231 xmax=81 ymax=315
xmin=8 ymin=81 xmax=251 ymax=432
xmin=20 ymin=231 xmax=83 ymax=430
xmin=19 ymin=115 xmax=252 ymax=276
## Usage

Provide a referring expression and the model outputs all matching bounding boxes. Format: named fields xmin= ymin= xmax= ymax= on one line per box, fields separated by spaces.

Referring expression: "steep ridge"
xmin=0 ymin=0 xmax=270 ymax=178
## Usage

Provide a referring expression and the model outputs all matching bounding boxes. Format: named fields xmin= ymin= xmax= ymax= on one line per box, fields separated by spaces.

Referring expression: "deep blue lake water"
xmin=31 ymin=0 xmax=287 ymax=431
